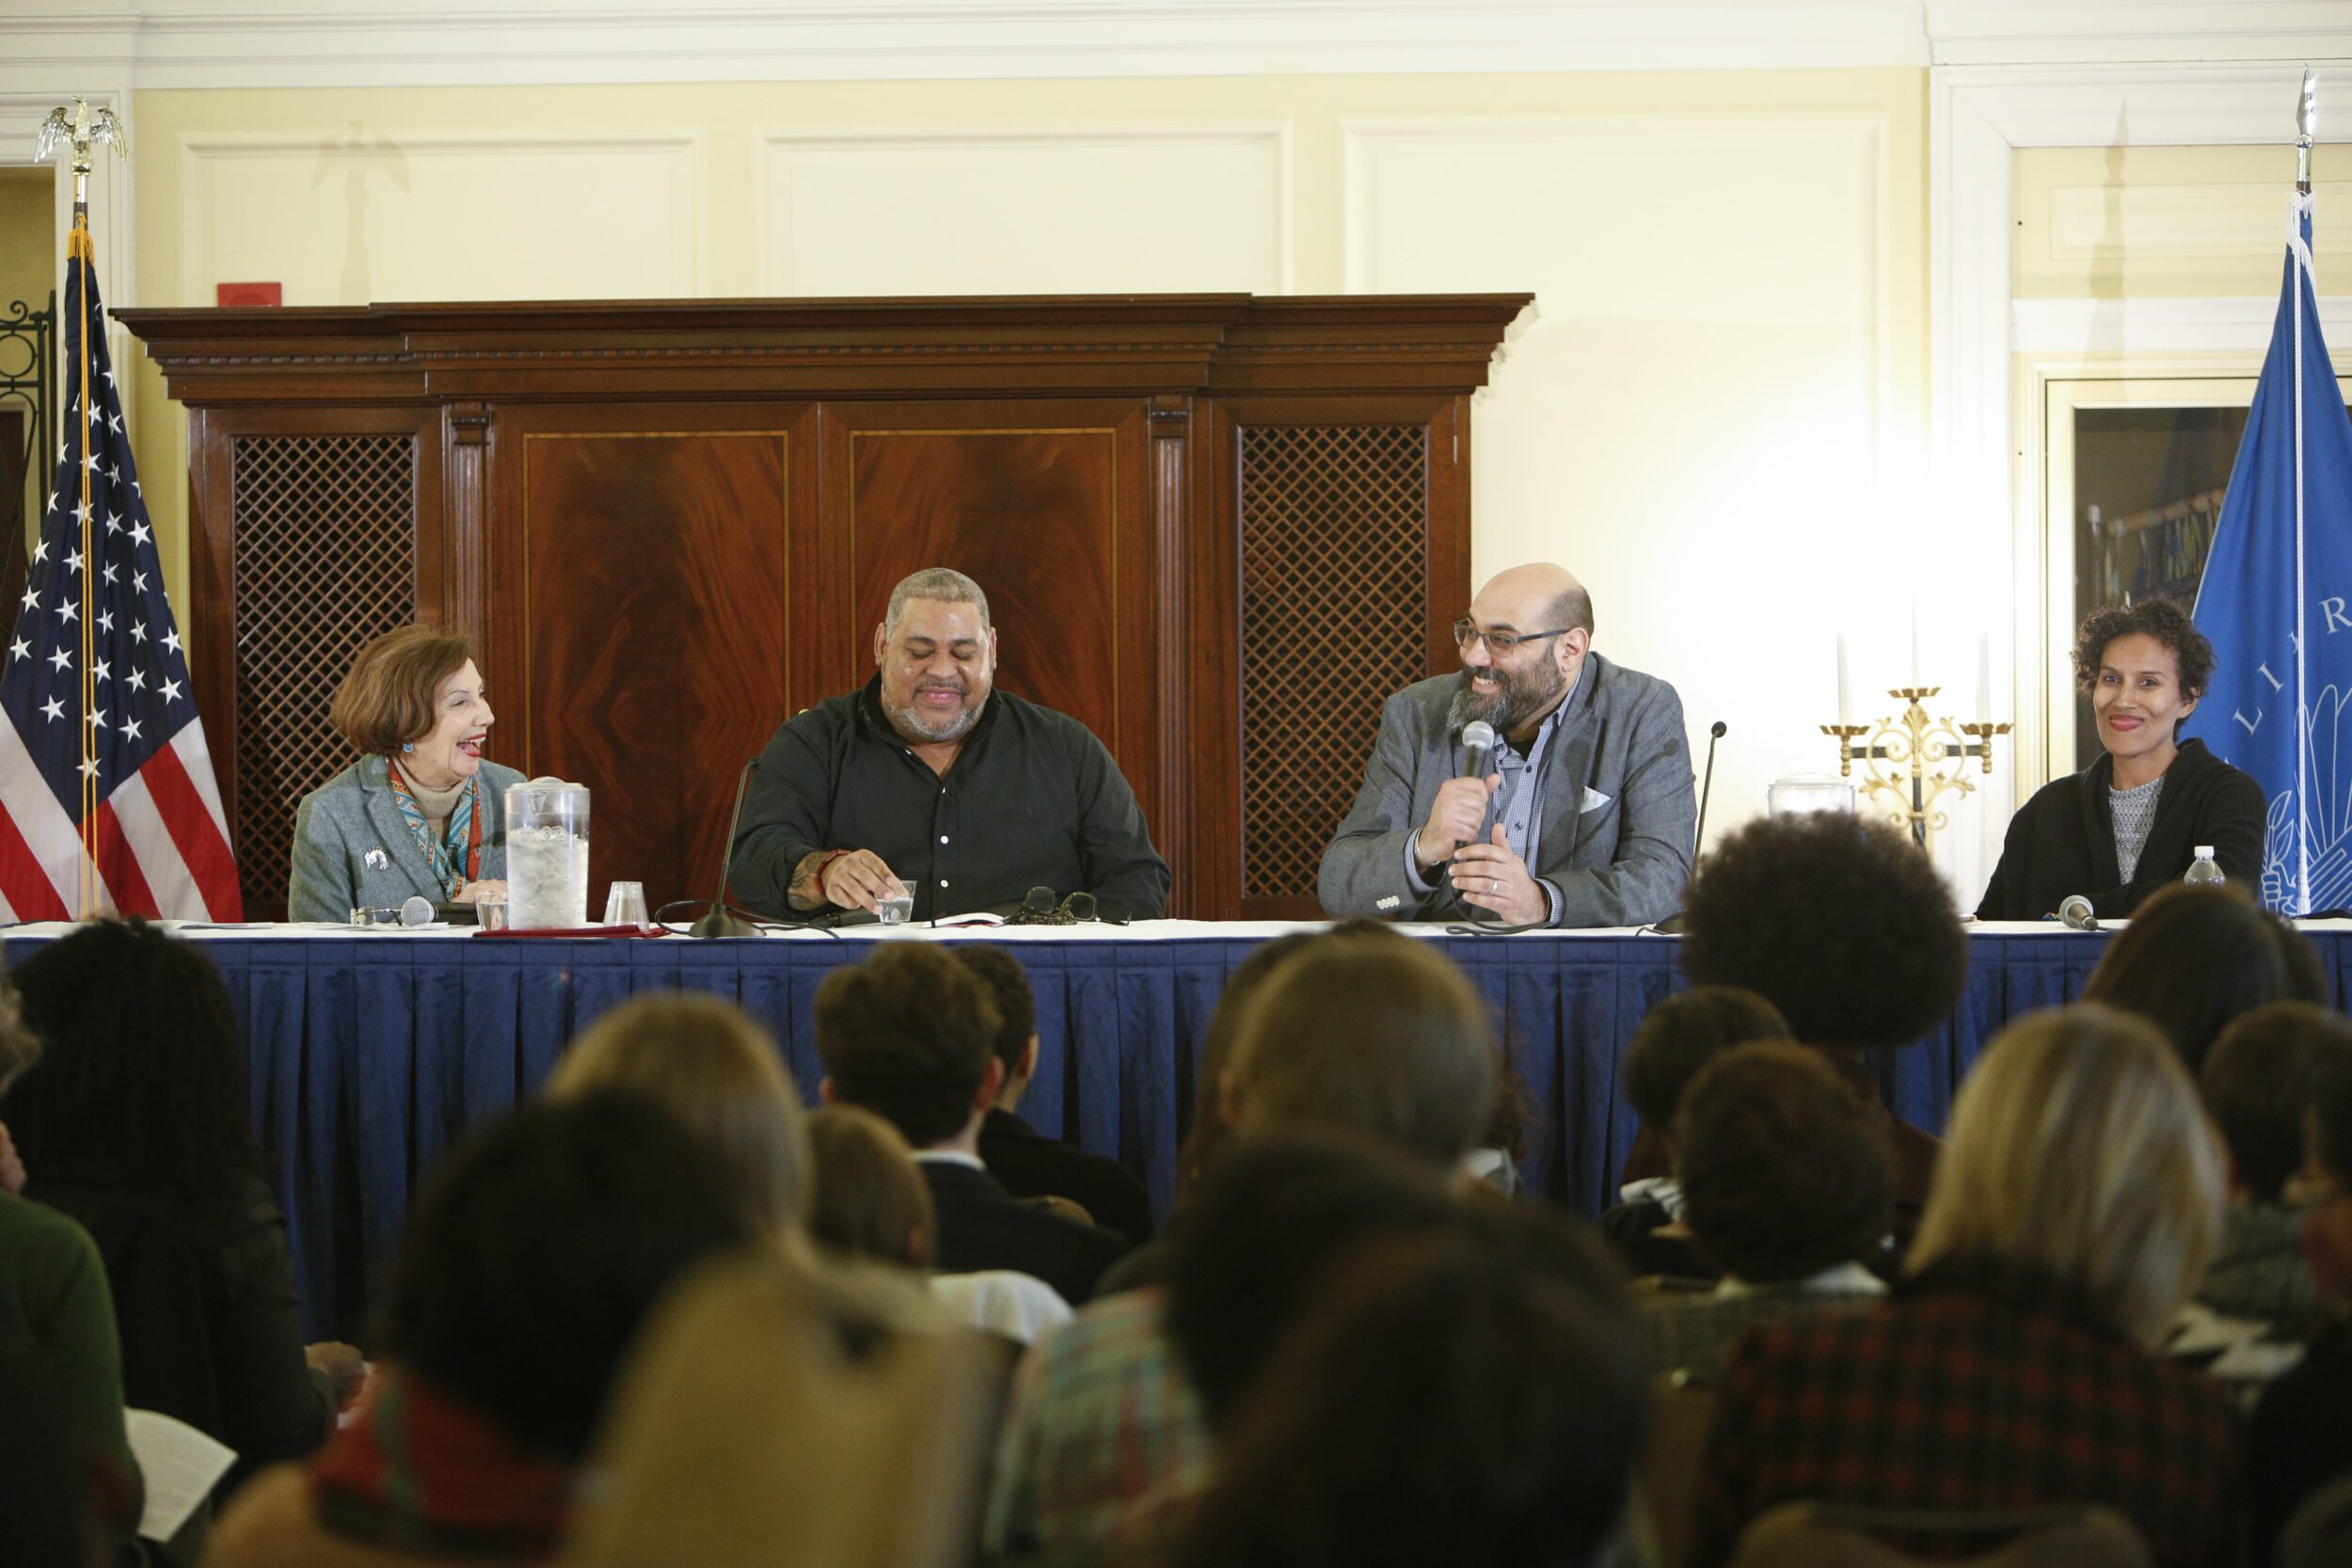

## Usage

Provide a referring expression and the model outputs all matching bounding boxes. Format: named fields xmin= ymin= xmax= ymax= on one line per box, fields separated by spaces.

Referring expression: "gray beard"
xmin=889 ymin=696 xmax=985 ymax=745
xmin=1445 ymin=665 xmax=1563 ymax=736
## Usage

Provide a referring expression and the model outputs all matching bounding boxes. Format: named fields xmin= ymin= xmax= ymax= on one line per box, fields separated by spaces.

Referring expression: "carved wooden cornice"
xmin=116 ymin=294 xmax=1533 ymax=404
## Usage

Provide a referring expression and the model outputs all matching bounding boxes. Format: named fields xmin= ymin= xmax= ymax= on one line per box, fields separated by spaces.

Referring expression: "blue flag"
xmin=2193 ymin=193 xmax=2352 ymax=913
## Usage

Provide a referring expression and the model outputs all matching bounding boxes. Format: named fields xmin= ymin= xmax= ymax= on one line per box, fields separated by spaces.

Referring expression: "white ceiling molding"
xmin=5 ymin=2 xmax=2344 ymax=91
xmin=1930 ymin=60 xmax=2339 ymax=822
xmin=1927 ymin=2 xmax=2352 ymax=67
xmin=2010 ymin=294 xmax=2352 ymax=356
xmin=9 ymin=1 xmax=1934 ymax=91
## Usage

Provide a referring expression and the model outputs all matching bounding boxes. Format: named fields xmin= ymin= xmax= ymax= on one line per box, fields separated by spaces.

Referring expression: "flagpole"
xmin=34 ymin=100 xmax=129 ymax=919
xmin=2296 ymin=70 xmax=2317 ymax=909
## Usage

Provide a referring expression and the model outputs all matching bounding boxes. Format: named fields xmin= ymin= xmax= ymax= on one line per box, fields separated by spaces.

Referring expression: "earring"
xmin=402 ymin=742 xmax=414 ymax=752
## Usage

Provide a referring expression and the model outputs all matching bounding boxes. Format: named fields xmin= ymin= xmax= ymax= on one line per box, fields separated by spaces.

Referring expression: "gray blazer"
xmin=1317 ymin=653 xmax=1696 ymax=927
xmin=287 ymin=754 xmax=525 ymax=923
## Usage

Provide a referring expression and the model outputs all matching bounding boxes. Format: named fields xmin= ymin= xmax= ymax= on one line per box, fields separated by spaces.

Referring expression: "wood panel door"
xmin=811 ymin=400 xmax=1171 ymax=887
xmin=485 ymin=404 xmax=818 ymax=914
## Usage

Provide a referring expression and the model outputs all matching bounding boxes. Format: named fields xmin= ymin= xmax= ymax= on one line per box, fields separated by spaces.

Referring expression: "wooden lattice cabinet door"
xmin=1215 ymin=396 xmax=1470 ymax=920
xmin=221 ymin=429 xmax=427 ymax=920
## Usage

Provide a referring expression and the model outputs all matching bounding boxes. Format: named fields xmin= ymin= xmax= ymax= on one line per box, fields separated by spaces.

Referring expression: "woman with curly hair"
xmin=1977 ymin=598 xmax=2265 ymax=920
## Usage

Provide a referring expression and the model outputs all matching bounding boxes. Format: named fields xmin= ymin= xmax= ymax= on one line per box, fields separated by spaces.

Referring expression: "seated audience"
xmin=0 ymin=1335 xmax=137 ymax=1568
xmin=1217 ymin=928 xmax=1497 ymax=1170
xmin=807 ymin=1104 xmax=935 ymax=1269
xmin=2172 ymin=1001 xmax=2352 ymax=1386
xmin=960 ymin=945 xmax=1153 ymax=1243
xmin=558 ymin=1246 xmax=1008 ymax=1568
xmin=815 ymin=944 xmax=1129 ymax=1307
xmin=205 ymin=1094 xmax=755 ymax=1567
xmin=1170 ymin=1217 xmax=1645 ymax=1568
xmin=2081 ymin=881 xmax=2328 ymax=1073
xmin=988 ymin=1134 xmax=1463 ymax=1567
xmin=806 ymin=1103 xmax=1072 ymax=1344
xmin=1603 ymin=985 xmax=1792 ymax=1278
xmin=1171 ymin=931 xmax=1319 ymax=1205
xmin=1677 ymin=813 xmax=1970 ymax=1234
xmin=545 ymin=991 xmax=812 ymax=1240
xmin=3 ymin=920 xmax=362 ymax=1493
xmin=1639 ymin=1043 xmax=1891 ymax=1372
xmin=2249 ymin=1060 xmax=2352 ymax=1563
xmin=1694 ymin=1004 xmax=2238 ymax=1568
xmin=0 ymin=978 xmax=138 ymax=1501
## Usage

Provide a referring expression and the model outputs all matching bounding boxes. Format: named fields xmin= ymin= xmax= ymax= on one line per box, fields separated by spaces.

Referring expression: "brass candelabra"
xmin=1820 ymin=688 xmax=2011 ymax=850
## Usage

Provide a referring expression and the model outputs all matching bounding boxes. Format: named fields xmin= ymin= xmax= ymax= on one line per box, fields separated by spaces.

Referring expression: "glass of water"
xmin=877 ymin=879 xmax=917 ymax=926
xmin=602 ymin=881 xmax=648 ymax=927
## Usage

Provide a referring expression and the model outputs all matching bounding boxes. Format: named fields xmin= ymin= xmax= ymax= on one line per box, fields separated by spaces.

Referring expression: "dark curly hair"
xmin=1679 ymin=814 xmax=1968 ymax=1050
xmin=2073 ymin=598 xmax=2216 ymax=733
xmin=813 ymin=943 xmax=1001 ymax=1147
xmin=1676 ymin=1043 xmax=1892 ymax=1281
xmin=3 ymin=920 xmax=262 ymax=1192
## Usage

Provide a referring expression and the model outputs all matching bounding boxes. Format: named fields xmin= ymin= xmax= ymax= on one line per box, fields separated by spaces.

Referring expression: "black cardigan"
xmin=1975 ymin=738 xmax=2266 ymax=920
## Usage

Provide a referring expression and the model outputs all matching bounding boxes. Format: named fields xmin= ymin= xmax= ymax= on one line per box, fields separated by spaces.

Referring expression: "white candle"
xmin=1909 ymin=601 xmax=1922 ymax=686
xmin=1974 ymin=632 xmax=1992 ymax=720
xmin=1836 ymin=634 xmax=1853 ymax=725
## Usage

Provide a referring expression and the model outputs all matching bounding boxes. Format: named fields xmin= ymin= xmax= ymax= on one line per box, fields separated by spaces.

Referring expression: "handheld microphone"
xmin=2058 ymin=895 xmax=2100 ymax=932
xmin=1459 ymin=720 xmax=1496 ymax=781
xmin=1647 ymin=720 xmax=1725 ymax=937
xmin=689 ymin=758 xmax=761 ymax=939
xmin=398 ymin=895 xmax=436 ymax=927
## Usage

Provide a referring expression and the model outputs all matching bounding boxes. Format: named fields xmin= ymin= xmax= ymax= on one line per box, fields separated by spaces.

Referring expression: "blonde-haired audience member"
xmin=1695 ymin=1005 xmax=2239 ymax=1568
xmin=545 ymin=992 xmax=811 ymax=1240
xmin=806 ymin=1105 xmax=1072 ymax=1346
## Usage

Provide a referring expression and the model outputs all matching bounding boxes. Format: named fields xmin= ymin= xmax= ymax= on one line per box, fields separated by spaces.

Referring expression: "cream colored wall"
xmin=129 ymin=69 xmax=1929 ymax=856
xmin=0 ymin=168 xmax=55 ymax=553
xmin=2016 ymin=143 xmax=2352 ymax=299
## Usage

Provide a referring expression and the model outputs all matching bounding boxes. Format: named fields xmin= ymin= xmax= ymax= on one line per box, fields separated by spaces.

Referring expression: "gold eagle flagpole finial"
xmin=35 ymin=98 xmax=131 ymax=224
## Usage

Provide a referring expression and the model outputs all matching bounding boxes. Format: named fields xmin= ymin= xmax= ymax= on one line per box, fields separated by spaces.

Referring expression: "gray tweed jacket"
xmin=1316 ymin=652 xmax=1696 ymax=927
xmin=286 ymin=754 xmax=524 ymax=922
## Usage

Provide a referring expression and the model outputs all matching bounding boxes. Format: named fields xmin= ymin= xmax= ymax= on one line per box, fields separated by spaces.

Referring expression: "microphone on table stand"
xmin=688 ymin=758 xmax=762 ymax=939
xmin=1648 ymin=720 xmax=1726 ymax=936
xmin=2058 ymin=894 xmax=2101 ymax=933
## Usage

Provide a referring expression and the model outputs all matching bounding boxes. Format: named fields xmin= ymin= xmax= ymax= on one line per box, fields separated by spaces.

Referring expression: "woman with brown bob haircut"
xmin=288 ymin=625 xmax=524 ymax=922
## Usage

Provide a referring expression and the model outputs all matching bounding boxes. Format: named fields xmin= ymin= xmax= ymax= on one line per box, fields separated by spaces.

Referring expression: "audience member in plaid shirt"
xmin=1694 ymin=1005 xmax=2242 ymax=1568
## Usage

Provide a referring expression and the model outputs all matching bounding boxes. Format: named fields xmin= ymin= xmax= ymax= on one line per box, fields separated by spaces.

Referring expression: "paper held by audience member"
xmin=126 ymin=1408 xmax=236 ymax=1541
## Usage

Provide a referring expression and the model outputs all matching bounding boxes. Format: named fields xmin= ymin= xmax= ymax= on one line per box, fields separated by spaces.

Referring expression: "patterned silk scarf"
xmin=387 ymin=760 xmax=483 ymax=898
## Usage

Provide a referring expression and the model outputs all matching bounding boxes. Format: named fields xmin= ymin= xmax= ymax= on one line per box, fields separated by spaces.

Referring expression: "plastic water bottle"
xmin=2185 ymin=846 xmax=2226 ymax=887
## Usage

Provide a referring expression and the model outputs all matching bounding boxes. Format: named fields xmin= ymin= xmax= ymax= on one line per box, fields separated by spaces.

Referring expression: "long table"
xmin=10 ymin=920 xmax=2351 ymax=1339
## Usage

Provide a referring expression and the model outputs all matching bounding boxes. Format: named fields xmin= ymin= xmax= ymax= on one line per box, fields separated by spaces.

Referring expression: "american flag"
xmin=0 ymin=216 xmax=239 ymax=920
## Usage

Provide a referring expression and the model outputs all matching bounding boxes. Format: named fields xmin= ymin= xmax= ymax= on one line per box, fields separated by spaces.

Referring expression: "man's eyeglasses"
xmin=1452 ymin=619 xmax=1570 ymax=656
xmin=1008 ymin=887 xmax=1102 ymax=926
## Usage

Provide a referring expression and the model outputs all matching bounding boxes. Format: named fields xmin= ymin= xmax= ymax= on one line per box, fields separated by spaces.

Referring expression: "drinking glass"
xmin=877 ymin=879 xmax=917 ymax=926
xmin=602 ymin=881 xmax=649 ymax=927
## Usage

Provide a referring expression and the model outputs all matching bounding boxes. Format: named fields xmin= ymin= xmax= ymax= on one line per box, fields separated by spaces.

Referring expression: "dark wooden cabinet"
xmin=120 ymin=295 xmax=1527 ymax=920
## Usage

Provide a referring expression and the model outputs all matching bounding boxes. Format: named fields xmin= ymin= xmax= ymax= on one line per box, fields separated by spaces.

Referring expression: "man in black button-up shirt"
xmin=731 ymin=568 xmax=1170 ymax=922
